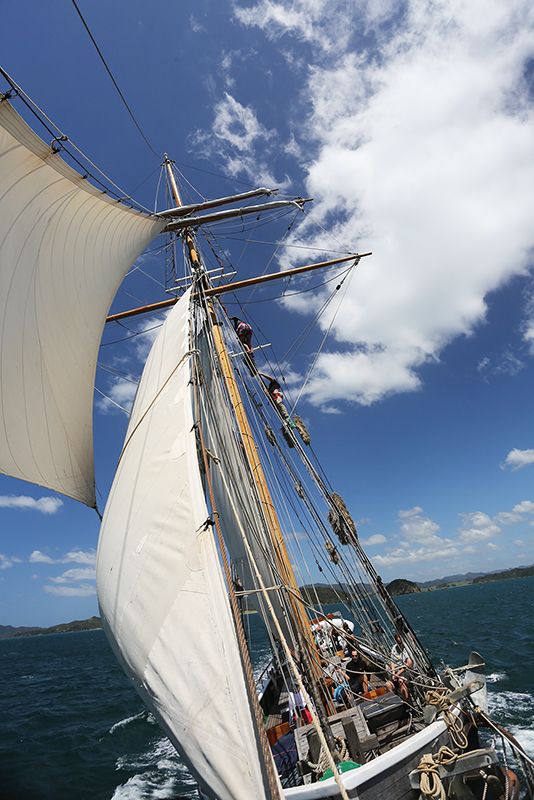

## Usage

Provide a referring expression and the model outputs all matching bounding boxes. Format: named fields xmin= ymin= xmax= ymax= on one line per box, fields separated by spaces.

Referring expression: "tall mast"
xmin=164 ymin=155 xmax=201 ymax=272
xmin=163 ymin=158 xmax=330 ymax=705
xmin=164 ymin=156 xmax=284 ymax=800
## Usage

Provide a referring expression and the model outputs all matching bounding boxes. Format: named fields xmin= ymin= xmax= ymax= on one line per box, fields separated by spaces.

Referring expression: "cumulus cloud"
xmin=398 ymin=507 xmax=423 ymax=518
xmin=501 ymin=449 xmax=534 ymax=471
xmin=29 ymin=548 xmax=96 ymax=566
xmin=513 ymin=501 xmax=534 ymax=513
xmin=190 ymin=93 xmax=287 ymax=186
xmin=30 ymin=550 xmax=56 ymax=564
xmin=0 ymin=554 xmax=13 ymax=569
xmin=231 ymin=0 xmax=534 ymax=406
xmin=457 ymin=511 xmax=501 ymax=543
xmin=62 ymin=549 xmax=96 ymax=565
xmin=43 ymin=584 xmax=96 ymax=597
xmin=49 ymin=568 xmax=96 ymax=584
xmin=360 ymin=534 xmax=387 ymax=546
xmin=0 ymin=495 xmax=63 ymax=514
xmin=370 ymin=502 xmax=529 ymax=568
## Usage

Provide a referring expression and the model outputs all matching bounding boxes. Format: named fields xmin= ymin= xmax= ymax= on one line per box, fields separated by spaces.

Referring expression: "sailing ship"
xmin=0 ymin=72 xmax=533 ymax=800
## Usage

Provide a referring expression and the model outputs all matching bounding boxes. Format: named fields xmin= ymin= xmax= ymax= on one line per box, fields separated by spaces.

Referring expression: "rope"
xmin=306 ymin=737 xmax=350 ymax=774
xmin=425 ymin=690 xmax=468 ymax=750
xmin=289 ymin=260 xmax=359 ymax=414
xmin=70 ymin=0 xmax=161 ymax=159
xmin=417 ymin=746 xmax=458 ymax=800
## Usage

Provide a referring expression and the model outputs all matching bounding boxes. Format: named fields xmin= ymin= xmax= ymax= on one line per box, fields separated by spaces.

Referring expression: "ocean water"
xmin=1 ymin=577 xmax=533 ymax=800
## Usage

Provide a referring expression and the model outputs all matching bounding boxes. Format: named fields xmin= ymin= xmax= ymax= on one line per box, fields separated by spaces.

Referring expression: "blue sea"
xmin=2 ymin=577 xmax=533 ymax=799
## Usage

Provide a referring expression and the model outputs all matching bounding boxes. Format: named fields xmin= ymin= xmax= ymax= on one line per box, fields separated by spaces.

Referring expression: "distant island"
xmin=0 ymin=616 xmax=102 ymax=639
xmin=3 ymin=564 xmax=534 ymax=636
xmin=386 ymin=578 xmax=421 ymax=595
xmin=471 ymin=565 xmax=534 ymax=584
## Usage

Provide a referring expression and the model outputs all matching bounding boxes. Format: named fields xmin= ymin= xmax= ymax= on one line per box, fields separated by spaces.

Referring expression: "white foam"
xmin=116 ymin=736 xmax=184 ymax=772
xmin=488 ymin=691 xmax=534 ymax=716
xmin=110 ymin=710 xmax=146 ymax=735
xmin=486 ymin=672 xmax=506 ymax=684
xmin=508 ymin=726 xmax=534 ymax=760
xmin=113 ymin=736 xmax=197 ymax=800
xmin=111 ymin=773 xmax=180 ymax=800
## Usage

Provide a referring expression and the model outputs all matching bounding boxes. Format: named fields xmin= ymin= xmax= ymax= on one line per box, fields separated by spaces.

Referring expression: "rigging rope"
xmin=70 ymin=0 xmax=161 ymax=159
xmin=289 ymin=260 xmax=358 ymax=414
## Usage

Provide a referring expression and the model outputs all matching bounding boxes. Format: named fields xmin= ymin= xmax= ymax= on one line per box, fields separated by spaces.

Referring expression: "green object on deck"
xmin=319 ymin=761 xmax=361 ymax=781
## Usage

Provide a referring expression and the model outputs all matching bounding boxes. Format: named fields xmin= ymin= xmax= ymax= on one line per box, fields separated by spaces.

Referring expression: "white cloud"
xmin=0 ymin=495 xmax=63 ymax=514
xmin=513 ymin=501 xmax=534 ymax=514
xmin=370 ymin=502 xmax=527 ymax=569
xmin=233 ymin=0 xmax=534 ymax=406
xmin=398 ymin=507 xmax=423 ymax=518
xmin=457 ymin=511 xmax=501 ymax=543
xmin=360 ymin=534 xmax=387 ymax=546
xmin=30 ymin=550 xmax=56 ymax=564
xmin=43 ymin=583 xmax=96 ymax=597
xmin=30 ymin=548 xmax=96 ymax=566
xmin=97 ymin=316 xmax=165 ymax=415
xmin=501 ymin=449 xmax=534 ymax=471
xmin=61 ymin=549 xmax=96 ymax=565
xmin=0 ymin=554 xmax=13 ymax=569
xmin=97 ymin=377 xmax=136 ymax=415
xmin=234 ymin=0 xmax=352 ymax=53
xmin=190 ymin=94 xmax=287 ymax=186
xmin=49 ymin=568 xmax=96 ymax=584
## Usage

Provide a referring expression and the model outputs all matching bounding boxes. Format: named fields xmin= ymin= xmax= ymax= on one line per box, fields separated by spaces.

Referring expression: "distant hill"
xmin=416 ymin=571 xmax=487 ymax=588
xmin=472 ymin=565 xmax=534 ymax=585
xmin=0 ymin=624 xmax=43 ymax=639
xmin=12 ymin=617 xmax=102 ymax=638
xmin=300 ymin=585 xmax=350 ymax=604
xmin=387 ymin=578 xmax=421 ymax=595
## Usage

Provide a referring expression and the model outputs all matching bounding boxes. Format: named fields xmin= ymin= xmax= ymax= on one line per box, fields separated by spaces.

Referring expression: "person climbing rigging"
xmin=230 ymin=317 xmax=255 ymax=360
xmin=258 ymin=372 xmax=311 ymax=446
xmin=258 ymin=372 xmax=294 ymax=425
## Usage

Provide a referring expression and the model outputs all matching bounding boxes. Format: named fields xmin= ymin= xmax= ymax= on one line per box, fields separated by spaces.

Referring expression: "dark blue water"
xmin=1 ymin=577 xmax=533 ymax=799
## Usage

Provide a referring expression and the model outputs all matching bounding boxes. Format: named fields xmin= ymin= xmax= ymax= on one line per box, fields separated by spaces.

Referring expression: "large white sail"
xmin=97 ymin=290 xmax=272 ymax=800
xmin=0 ymin=97 xmax=165 ymax=506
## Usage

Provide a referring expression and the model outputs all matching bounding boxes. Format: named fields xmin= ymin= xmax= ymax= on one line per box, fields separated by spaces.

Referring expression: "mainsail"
xmin=0 ymin=96 xmax=165 ymax=506
xmin=97 ymin=289 xmax=274 ymax=800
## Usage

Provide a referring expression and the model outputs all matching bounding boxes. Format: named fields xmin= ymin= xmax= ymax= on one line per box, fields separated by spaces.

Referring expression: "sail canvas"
xmin=97 ymin=290 xmax=272 ymax=800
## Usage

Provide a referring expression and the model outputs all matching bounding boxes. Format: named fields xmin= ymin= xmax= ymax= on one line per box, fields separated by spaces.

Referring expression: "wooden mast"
xmin=163 ymin=159 xmax=330 ymax=708
xmin=164 ymin=157 xmax=284 ymax=800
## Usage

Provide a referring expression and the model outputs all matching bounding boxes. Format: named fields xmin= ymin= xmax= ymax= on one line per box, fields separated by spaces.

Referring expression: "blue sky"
xmin=2 ymin=0 xmax=534 ymax=627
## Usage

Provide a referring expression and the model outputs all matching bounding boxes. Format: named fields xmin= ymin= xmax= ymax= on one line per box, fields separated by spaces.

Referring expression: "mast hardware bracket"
xmin=409 ymin=748 xmax=498 ymax=789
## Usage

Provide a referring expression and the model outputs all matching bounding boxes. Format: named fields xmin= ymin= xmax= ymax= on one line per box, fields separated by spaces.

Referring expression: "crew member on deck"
xmin=386 ymin=633 xmax=413 ymax=702
xmin=346 ymin=649 xmax=369 ymax=698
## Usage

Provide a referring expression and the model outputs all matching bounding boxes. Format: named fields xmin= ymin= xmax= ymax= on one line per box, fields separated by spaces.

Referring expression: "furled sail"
xmin=0 ymin=97 xmax=165 ymax=506
xmin=96 ymin=290 xmax=272 ymax=800
xmin=196 ymin=316 xmax=297 ymax=650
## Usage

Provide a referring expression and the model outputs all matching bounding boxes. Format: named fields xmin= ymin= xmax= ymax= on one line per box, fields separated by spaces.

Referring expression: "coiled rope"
xmin=417 ymin=746 xmax=458 ymax=800
xmin=425 ymin=690 xmax=468 ymax=750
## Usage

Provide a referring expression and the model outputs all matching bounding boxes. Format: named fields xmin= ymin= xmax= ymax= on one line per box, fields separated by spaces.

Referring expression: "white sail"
xmin=0 ymin=97 xmax=165 ymax=506
xmin=96 ymin=290 xmax=272 ymax=800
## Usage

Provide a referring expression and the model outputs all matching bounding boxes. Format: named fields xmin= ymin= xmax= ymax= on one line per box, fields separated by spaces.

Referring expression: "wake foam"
xmin=113 ymin=736 xmax=197 ymax=799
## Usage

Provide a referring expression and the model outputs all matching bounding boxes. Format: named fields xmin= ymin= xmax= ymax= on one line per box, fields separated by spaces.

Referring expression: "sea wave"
xmin=486 ymin=672 xmax=507 ymax=683
xmin=110 ymin=710 xmax=147 ymax=734
xmin=111 ymin=772 xmax=183 ymax=800
xmin=113 ymin=737 xmax=197 ymax=800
